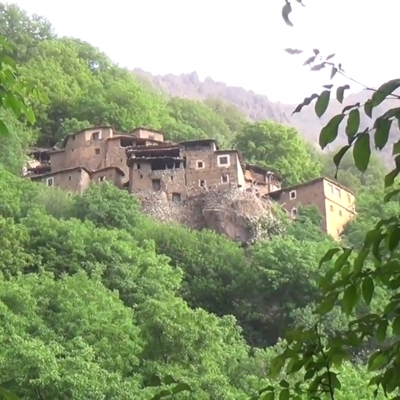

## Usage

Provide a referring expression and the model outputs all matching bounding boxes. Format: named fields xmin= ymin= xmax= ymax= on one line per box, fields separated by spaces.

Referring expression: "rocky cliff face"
xmin=134 ymin=187 xmax=283 ymax=244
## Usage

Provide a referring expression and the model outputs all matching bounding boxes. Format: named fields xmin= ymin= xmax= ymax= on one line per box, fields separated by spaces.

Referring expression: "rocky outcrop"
xmin=133 ymin=187 xmax=283 ymax=244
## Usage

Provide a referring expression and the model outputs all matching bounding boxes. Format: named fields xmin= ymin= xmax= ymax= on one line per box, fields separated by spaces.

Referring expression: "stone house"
xmin=30 ymin=166 xmax=92 ymax=194
xmin=268 ymin=177 xmax=356 ymax=239
xmin=26 ymin=126 xmax=165 ymax=193
xmin=244 ymin=164 xmax=282 ymax=196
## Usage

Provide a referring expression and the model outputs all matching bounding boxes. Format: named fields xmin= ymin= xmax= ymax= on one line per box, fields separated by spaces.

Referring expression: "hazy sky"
xmin=12 ymin=0 xmax=399 ymax=103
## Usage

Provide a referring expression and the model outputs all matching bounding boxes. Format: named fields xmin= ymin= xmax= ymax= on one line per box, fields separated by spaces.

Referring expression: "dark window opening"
xmin=95 ymin=148 xmax=100 ymax=155
xmin=140 ymin=174 xmax=143 ymax=179
xmin=199 ymin=180 xmax=206 ymax=187
xmin=197 ymin=160 xmax=204 ymax=169
xmin=151 ymin=159 xmax=181 ymax=171
xmin=218 ymin=156 xmax=229 ymax=165
xmin=172 ymin=193 xmax=181 ymax=202
xmin=170 ymin=176 xmax=173 ymax=180
xmin=68 ymin=176 xmax=71 ymax=181
xmin=99 ymin=176 xmax=105 ymax=182
xmin=92 ymin=132 xmax=100 ymax=141
xmin=120 ymin=138 xmax=134 ymax=147
xmin=136 ymin=163 xmax=141 ymax=170
xmin=152 ymin=179 xmax=161 ymax=191
xmin=183 ymin=157 xmax=187 ymax=168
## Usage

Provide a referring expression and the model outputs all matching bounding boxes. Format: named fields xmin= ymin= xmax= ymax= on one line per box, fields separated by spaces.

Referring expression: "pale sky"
xmin=12 ymin=0 xmax=399 ymax=103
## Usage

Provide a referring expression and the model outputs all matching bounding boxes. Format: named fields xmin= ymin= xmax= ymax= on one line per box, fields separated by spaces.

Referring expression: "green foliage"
xmin=234 ymin=120 xmax=323 ymax=185
xmin=270 ymin=46 xmax=400 ymax=400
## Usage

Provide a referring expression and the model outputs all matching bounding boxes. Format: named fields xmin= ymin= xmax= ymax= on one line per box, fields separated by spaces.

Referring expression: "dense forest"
xmin=0 ymin=3 xmax=397 ymax=399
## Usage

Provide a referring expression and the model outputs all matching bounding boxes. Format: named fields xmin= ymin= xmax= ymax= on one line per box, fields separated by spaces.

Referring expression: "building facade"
xmin=268 ymin=177 xmax=356 ymax=239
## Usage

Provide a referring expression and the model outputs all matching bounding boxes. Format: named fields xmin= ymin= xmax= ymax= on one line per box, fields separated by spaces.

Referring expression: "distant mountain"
xmin=133 ymin=69 xmax=398 ymax=166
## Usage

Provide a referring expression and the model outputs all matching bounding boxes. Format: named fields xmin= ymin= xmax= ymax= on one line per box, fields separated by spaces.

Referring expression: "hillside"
xmin=133 ymin=69 xmax=398 ymax=165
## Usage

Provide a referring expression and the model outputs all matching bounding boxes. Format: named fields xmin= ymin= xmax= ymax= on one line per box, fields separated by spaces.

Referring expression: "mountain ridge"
xmin=133 ymin=68 xmax=397 ymax=166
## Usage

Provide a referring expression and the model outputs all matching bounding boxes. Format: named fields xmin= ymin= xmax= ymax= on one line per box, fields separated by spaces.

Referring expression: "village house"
xmin=25 ymin=126 xmax=165 ymax=192
xmin=125 ymin=138 xmax=283 ymax=201
xmin=24 ymin=125 xmax=357 ymax=242
xmin=267 ymin=177 xmax=356 ymax=239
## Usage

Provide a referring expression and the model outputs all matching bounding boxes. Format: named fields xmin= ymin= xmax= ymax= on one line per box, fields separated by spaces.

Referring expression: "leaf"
xmin=261 ymin=392 xmax=275 ymax=400
xmin=171 ymin=383 xmax=191 ymax=394
xmin=362 ymin=277 xmax=374 ymax=305
xmin=326 ymin=53 xmax=335 ymax=60
xmin=364 ymin=100 xmax=373 ymax=118
xmin=25 ymin=107 xmax=36 ymax=124
xmin=319 ymin=114 xmax=345 ymax=149
xmin=392 ymin=315 xmax=400 ymax=335
xmin=323 ymin=84 xmax=334 ymax=89
xmin=303 ymin=56 xmax=316 ymax=66
xmin=282 ymin=2 xmax=293 ymax=27
xmin=336 ymin=85 xmax=350 ymax=103
xmin=330 ymin=67 xmax=338 ymax=79
xmin=376 ymin=319 xmax=388 ymax=343
xmin=163 ymin=375 xmax=178 ymax=385
xmin=318 ymin=248 xmax=341 ymax=268
xmin=384 ymin=169 xmax=399 ymax=188
xmin=311 ymin=63 xmax=325 ymax=72
xmin=343 ymin=103 xmax=360 ymax=113
xmin=0 ymin=120 xmax=9 ymax=136
xmin=317 ymin=292 xmax=339 ymax=314
xmin=333 ymin=145 xmax=351 ymax=177
xmin=345 ymin=109 xmax=360 ymax=140
xmin=315 ymin=90 xmax=330 ymax=117
xmin=368 ymin=352 xmax=388 ymax=372
xmin=384 ymin=189 xmax=400 ymax=203
xmin=292 ymin=93 xmax=318 ymax=115
xmin=284 ymin=48 xmax=303 ymax=55
xmin=148 ymin=375 xmax=162 ymax=387
xmin=374 ymin=118 xmax=392 ymax=151
xmin=151 ymin=390 xmax=172 ymax=400
xmin=392 ymin=140 xmax=400 ymax=156
xmin=388 ymin=226 xmax=400 ymax=251
xmin=371 ymin=78 xmax=400 ymax=107
xmin=342 ymin=284 xmax=358 ymax=315
xmin=279 ymin=389 xmax=290 ymax=400
xmin=0 ymin=387 xmax=19 ymax=400
xmin=353 ymin=133 xmax=371 ymax=172
xmin=279 ymin=380 xmax=290 ymax=388
xmin=313 ymin=49 xmax=320 ymax=55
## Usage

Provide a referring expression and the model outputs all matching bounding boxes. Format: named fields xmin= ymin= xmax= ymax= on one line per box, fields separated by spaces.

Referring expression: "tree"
xmin=265 ymin=38 xmax=400 ymax=400
xmin=234 ymin=120 xmax=323 ymax=185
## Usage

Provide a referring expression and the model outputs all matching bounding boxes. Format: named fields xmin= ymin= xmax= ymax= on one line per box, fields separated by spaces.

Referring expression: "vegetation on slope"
xmin=0 ymin=2 xmax=398 ymax=399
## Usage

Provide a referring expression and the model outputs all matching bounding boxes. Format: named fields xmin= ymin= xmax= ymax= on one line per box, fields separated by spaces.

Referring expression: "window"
xmin=221 ymin=174 xmax=229 ymax=183
xmin=152 ymin=179 xmax=161 ymax=191
xmin=217 ymin=155 xmax=230 ymax=166
xmin=328 ymin=183 xmax=334 ymax=194
xmin=199 ymin=179 xmax=206 ymax=187
xmin=339 ymin=209 xmax=343 ymax=216
xmin=289 ymin=190 xmax=296 ymax=200
xmin=347 ymin=194 xmax=352 ymax=204
xmin=140 ymin=174 xmax=143 ymax=179
xmin=196 ymin=160 xmax=205 ymax=169
xmin=330 ymin=205 xmax=334 ymax=212
xmin=136 ymin=163 xmax=141 ymax=170
xmin=335 ymin=187 xmax=341 ymax=198
xmin=291 ymin=207 xmax=297 ymax=217
xmin=72 ymin=135 xmax=75 ymax=141
xmin=170 ymin=176 xmax=173 ymax=181
xmin=92 ymin=132 xmax=101 ymax=141
xmin=98 ymin=176 xmax=105 ymax=182
xmin=95 ymin=148 xmax=100 ymax=155
xmin=68 ymin=176 xmax=72 ymax=181
xmin=46 ymin=177 xmax=54 ymax=187
xmin=172 ymin=193 xmax=181 ymax=202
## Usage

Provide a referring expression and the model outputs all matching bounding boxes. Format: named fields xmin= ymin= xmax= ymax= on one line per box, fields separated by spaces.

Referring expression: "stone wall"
xmin=132 ymin=186 xmax=283 ymax=244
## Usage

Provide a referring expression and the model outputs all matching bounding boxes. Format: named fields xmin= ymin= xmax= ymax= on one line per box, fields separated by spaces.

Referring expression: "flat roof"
xmin=62 ymin=125 xmax=114 ymax=147
xmin=268 ymin=176 xmax=355 ymax=197
xmin=29 ymin=166 xmax=92 ymax=179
